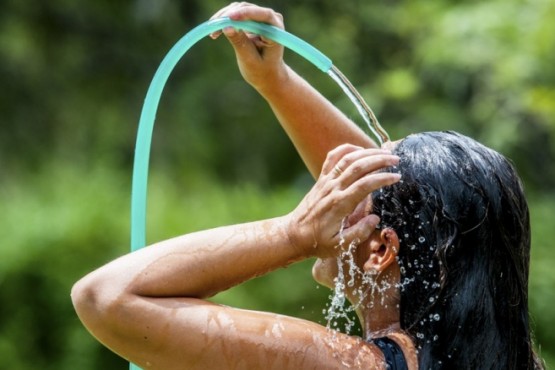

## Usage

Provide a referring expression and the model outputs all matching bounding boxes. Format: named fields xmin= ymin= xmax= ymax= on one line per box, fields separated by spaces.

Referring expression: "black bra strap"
xmin=372 ymin=336 xmax=409 ymax=370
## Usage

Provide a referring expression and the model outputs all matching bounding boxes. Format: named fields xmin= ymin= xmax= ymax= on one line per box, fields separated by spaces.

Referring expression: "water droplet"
xmin=433 ymin=314 xmax=440 ymax=321
xmin=418 ymin=236 xmax=426 ymax=243
xmin=433 ymin=335 xmax=439 ymax=341
xmin=416 ymin=332 xmax=424 ymax=339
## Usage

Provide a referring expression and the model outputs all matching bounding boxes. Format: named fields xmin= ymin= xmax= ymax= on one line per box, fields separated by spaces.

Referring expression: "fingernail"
xmin=368 ymin=214 xmax=380 ymax=225
xmin=223 ymin=26 xmax=236 ymax=36
xmin=228 ymin=11 xmax=241 ymax=20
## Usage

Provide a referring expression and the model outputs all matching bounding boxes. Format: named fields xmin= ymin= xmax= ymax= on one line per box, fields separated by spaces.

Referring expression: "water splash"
xmin=324 ymin=224 xmax=422 ymax=337
xmin=324 ymin=220 xmax=359 ymax=334
xmin=327 ymin=66 xmax=390 ymax=146
xmin=324 ymin=221 xmax=408 ymax=335
xmin=327 ymin=221 xmax=355 ymax=331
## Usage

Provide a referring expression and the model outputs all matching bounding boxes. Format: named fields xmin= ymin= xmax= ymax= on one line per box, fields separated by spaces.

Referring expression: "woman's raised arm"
xmin=210 ymin=3 xmax=376 ymax=178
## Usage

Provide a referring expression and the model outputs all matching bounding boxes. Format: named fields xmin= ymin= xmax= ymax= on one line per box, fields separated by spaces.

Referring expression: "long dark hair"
xmin=372 ymin=131 xmax=543 ymax=369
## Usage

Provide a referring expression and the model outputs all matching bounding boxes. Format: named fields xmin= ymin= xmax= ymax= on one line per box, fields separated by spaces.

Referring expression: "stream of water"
xmin=327 ymin=66 xmax=390 ymax=146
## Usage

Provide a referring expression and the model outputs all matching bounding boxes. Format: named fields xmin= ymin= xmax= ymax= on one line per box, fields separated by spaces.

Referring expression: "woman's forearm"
xmin=74 ymin=146 xmax=399 ymax=305
xmin=75 ymin=216 xmax=304 ymax=302
xmin=259 ymin=65 xmax=377 ymax=178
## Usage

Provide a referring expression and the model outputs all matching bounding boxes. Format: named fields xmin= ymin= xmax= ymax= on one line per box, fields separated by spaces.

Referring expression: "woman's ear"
xmin=363 ymin=228 xmax=400 ymax=273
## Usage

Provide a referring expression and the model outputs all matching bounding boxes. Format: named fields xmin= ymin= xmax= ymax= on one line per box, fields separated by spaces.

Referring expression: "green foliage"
xmin=529 ymin=195 xmax=555 ymax=367
xmin=1 ymin=0 xmax=554 ymax=368
xmin=0 ymin=163 xmax=128 ymax=369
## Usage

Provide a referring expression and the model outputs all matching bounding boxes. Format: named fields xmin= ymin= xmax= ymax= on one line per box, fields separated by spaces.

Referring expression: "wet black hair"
xmin=372 ymin=131 xmax=543 ymax=369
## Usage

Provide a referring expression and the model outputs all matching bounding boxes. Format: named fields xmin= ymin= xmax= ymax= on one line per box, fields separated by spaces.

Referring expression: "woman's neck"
xmin=359 ymin=301 xmax=401 ymax=340
xmin=356 ymin=270 xmax=402 ymax=340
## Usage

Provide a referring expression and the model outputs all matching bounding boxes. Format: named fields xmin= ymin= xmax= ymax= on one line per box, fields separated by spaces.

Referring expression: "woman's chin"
xmin=312 ymin=258 xmax=335 ymax=289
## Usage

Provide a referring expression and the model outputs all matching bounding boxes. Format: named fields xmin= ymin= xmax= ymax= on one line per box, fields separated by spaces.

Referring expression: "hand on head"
xmin=287 ymin=144 xmax=401 ymax=258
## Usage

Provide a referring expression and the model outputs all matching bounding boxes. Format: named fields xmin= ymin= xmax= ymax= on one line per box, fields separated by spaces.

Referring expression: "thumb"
xmin=341 ymin=214 xmax=380 ymax=247
xmin=223 ymin=27 xmax=259 ymax=60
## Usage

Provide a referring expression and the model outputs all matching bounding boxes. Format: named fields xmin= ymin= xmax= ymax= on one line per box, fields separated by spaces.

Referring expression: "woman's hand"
xmin=210 ymin=3 xmax=287 ymax=92
xmin=287 ymin=144 xmax=401 ymax=258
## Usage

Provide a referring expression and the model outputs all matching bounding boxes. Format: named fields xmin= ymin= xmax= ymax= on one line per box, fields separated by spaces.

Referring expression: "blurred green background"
xmin=1 ymin=0 xmax=554 ymax=368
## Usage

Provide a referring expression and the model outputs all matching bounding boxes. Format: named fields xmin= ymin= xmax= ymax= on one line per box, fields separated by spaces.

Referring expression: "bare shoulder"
xmin=388 ymin=332 xmax=419 ymax=370
xmin=108 ymin=297 xmax=390 ymax=370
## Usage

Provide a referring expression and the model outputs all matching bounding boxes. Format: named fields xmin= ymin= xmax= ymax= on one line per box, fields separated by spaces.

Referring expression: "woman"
xmin=71 ymin=3 xmax=543 ymax=369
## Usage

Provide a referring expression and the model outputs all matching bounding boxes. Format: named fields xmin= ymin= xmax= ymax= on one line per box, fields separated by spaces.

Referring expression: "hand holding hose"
xmin=210 ymin=3 xmax=288 ymax=93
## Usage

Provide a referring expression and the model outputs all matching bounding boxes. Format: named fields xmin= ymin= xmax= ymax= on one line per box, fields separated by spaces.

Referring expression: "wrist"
xmin=280 ymin=213 xmax=317 ymax=259
xmin=254 ymin=63 xmax=293 ymax=98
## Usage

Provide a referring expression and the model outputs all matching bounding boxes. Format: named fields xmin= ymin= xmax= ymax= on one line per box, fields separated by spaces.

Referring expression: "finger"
xmin=209 ymin=2 xmax=243 ymax=38
xmin=345 ymin=195 xmax=372 ymax=227
xmin=333 ymin=148 xmax=395 ymax=174
xmin=334 ymin=172 xmax=402 ymax=217
xmin=222 ymin=27 xmax=271 ymax=64
xmin=338 ymin=153 xmax=400 ymax=186
xmin=327 ymin=147 xmax=395 ymax=178
xmin=209 ymin=2 xmax=246 ymax=20
xmin=339 ymin=214 xmax=381 ymax=247
xmin=226 ymin=4 xmax=285 ymax=29
xmin=320 ymin=144 xmax=365 ymax=176
xmin=246 ymin=33 xmax=277 ymax=48
xmin=211 ymin=3 xmax=285 ymax=56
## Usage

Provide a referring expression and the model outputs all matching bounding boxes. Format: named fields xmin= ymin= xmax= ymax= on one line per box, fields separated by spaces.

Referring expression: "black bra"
xmin=371 ymin=337 xmax=409 ymax=370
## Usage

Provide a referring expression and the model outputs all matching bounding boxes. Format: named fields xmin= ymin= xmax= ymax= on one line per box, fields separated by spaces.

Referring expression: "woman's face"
xmin=311 ymin=194 xmax=377 ymax=291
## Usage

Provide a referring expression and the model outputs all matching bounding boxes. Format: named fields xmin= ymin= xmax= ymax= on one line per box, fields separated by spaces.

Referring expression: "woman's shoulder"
xmin=313 ymin=328 xmax=418 ymax=370
xmin=384 ymin=331 xmax=419 ymax=370
xmin=196 ymin=306 xmax=403 ymax=370
xmin=271 ymin=315 xmax=418 ymax=370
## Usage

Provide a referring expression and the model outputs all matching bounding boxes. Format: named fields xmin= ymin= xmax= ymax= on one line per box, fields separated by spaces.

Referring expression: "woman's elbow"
xmin=71 ymin=272 xmax=127 ymax=337
xmin=71 ymin=276 xmax=98 ymax=324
